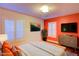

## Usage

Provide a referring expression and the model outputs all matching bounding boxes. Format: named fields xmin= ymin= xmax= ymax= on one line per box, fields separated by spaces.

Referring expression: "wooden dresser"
xmin=58 ymin=34 xmax=79 ymax=49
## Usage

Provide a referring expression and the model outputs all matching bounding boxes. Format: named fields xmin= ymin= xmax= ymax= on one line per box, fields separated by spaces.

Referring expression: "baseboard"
xmin=47 ymin=39 xmax=59 ymax=44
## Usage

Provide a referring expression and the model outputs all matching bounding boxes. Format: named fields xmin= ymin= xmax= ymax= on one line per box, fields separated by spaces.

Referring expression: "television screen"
xmin=61 ymin=23 xmax=77 ymax=33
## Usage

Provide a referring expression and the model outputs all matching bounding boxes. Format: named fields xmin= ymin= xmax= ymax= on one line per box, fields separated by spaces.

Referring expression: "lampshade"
xmin=0 ymin=34 xmax=7 ymax=43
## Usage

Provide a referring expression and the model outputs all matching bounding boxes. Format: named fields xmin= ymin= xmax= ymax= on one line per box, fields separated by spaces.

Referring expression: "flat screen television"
xmin=61 ymin=23 xmax=77 ymax=33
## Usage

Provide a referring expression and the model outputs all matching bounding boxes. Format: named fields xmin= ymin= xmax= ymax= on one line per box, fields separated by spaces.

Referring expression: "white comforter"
xmin=19 ymin=41 xmax=66 ymax=56
xmin=19 ymin=43 xmax=52 ymax=56
xmin=29 ymin=41 xmax=66 ymax=56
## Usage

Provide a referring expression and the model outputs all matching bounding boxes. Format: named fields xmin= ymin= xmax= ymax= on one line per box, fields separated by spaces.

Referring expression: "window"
xmin=16 ymin=20 xmax=24 ymax=39
xmin=48 ymin=22 xmax=57 ymax=38
xmin=5 ymin=20 xmax=24 ymax=41
xmin=5 ymin=20 xmax=14 ymax=41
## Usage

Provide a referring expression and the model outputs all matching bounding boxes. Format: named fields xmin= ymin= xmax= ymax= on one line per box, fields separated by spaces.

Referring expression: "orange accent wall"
xmin=44 ymin=13 xmax=79 ymax=42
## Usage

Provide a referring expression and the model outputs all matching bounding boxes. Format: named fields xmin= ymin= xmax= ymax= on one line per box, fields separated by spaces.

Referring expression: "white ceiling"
xmin=0 ymin=3 xmax=79 ymax=19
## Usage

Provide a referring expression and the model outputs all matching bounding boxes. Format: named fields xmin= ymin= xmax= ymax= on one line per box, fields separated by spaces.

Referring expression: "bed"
xmin=18 ymin=41 xmax=66 ymax=56
xmin=19 ymin=43 xmax=52 ymax=56
xmin=0 ymin=34 xmax=66 ymax=56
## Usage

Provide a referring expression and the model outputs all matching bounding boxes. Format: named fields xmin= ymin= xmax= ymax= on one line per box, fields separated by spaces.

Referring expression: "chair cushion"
xmin=2 ymin=48 xmax=14 ymax=56
xmin=2 ymin=41 xmax=12 ymax=50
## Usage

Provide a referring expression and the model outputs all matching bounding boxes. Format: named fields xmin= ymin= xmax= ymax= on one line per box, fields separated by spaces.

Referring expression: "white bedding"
xmin=19 ymin=41 xmax=66 ymax=56
xmin=19 ymin=43 xmax=52 ymax=56
xmin=29 ymin=41 xmax=66 ymax=56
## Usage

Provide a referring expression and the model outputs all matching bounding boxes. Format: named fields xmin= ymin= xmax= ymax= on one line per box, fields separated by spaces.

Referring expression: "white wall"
xmin=0 ymin=8 xmax=44 ymax=43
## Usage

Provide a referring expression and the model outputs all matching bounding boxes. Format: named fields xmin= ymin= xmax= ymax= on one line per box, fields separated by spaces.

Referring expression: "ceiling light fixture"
xmin=40 ymin=5 xmax=49 ymax=13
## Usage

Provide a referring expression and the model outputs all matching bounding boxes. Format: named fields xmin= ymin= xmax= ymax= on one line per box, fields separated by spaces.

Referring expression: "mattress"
xmin=29 ymin=41 xmax=66 ymax=56
xmin=19 ymin=41 xmax=66 ymax=56
xmin=19 ymin=43 xmax=53 ymax=56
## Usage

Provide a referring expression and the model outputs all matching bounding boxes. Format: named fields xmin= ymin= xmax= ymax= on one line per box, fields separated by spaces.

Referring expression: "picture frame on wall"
xmin=30 ymin=22 xmax=40 ymax=31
